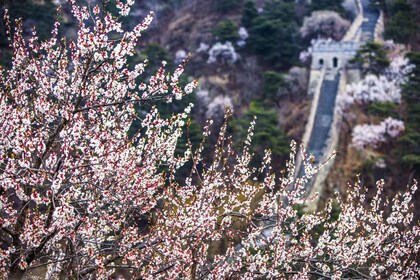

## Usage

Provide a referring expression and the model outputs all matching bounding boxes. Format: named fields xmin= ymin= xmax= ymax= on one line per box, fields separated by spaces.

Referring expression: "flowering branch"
xmin=0 ymin=1 xmax=418 ymax=279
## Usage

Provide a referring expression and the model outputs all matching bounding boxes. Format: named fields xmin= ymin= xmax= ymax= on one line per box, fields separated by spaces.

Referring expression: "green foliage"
xmin=138 ymin=43 xmax=172 ymax=86
xmin=367 ymin=102 xmax=398 ymax=118
xmin=263 ymin=71 xmax=285 ymax=101
xmin=396 ymin=52 xmax=420 ymax=170
xmin=312 ymin=202 xmax=341 ymax=237
xmin=310 ymin=0 xmax=346 ymax=15
xmin=0 ymin=0 xmax=56 ymax=44
xmin=351 ymin=42 xmax=390 ymax=76
xmin=0 ymin=0 xmax=56 ymax=66
xmin=212 ymin=20 xmax=239 ymax=43
xmin=384 ymin=0 xmax=417 ymax=44
xmin=176 ymin=118 xmax=202 ymax=153
xmin=260 ymin=0 xmax=296 ymax=22
xmin=403 ymin=53 xmax=420 ymax=102
xmin=245 ymin=1 xmax=299 ymax=70
xmin=215 ymin=0 xmax=242 ymax=13
xmin=174 ymin=118 xmax=205 ymax=179
xmin=130 ymin=44 xmax=196 ymax=136
xmin=241 ymin=0 xmax=258 ymax=28
xmin=140 ymin=43 xmax=171 ymax=71
xmin=248 ymin=20 xmax=298 ymax=69
xmin=232 ymin=101 xmax=289 ymax=169
xmin=129 ymin=43 xmax=175 ymax=130
xmin=401 ymin=154 xmax=420 ymax=166
xmin=156 ymin=75 xmax=196 ymax=119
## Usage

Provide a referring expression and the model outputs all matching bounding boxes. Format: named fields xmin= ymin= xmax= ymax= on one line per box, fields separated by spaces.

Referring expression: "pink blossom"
xmin=352 ymin=117 xmax=405 ymax=150
xmin=0 ymin=2 xmax=417 ymax=279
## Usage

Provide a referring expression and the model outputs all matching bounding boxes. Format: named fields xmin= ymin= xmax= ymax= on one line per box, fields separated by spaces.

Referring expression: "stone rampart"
xmin=305 ymin=69 xmax=347 ymax=210
xmin=374 ymin=10 xmax=384 ymax=42
xmin=295 ymin=69 xmax=326 ymax=178
xmin=342 ymin=0 xmax=364 ymax=42
xmin=301 ymin=0 xmax=381 ymax=210
xmin=310 ymin=41 xmax=360 ymax=70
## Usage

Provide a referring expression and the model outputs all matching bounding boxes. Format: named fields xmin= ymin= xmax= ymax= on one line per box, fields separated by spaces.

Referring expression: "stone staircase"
xmin=297 ymin=0 xmax=381 ymax=201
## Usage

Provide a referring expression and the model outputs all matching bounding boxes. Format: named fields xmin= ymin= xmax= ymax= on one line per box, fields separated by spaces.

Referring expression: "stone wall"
xmin=342 ymin=0 xmax=364 ymax=41
xmin=311 ymin=41 xmax=360 ymax=70
xmin=374 ymin=10 xmax=384 ymax=42
xmin=301 ymin=0 xmax=381 ymax=210
xmin=295 ymin=69 xmax=325 ymax=179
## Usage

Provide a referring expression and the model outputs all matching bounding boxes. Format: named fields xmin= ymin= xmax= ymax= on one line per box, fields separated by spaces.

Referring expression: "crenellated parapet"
xmin=312 ymin=40 xmax=360 ymax=53
xmin=310 ymin=40 xmax=360 ymax=70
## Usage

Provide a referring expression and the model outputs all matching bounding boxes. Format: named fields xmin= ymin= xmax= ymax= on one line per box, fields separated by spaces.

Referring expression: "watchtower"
xmin=311 ymin=40 xmax=360 ymax=70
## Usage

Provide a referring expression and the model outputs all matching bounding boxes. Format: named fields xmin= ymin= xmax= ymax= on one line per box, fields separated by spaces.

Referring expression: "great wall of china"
xmin=296 ymin=0 xmax=382 ymax=209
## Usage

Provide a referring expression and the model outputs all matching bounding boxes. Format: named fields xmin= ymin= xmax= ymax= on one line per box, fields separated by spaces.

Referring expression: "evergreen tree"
xmin=232 ymin=101 xmax=289 ymax=169
xmin=384 ymin=0 xmax=417 ymax=44
xmin=215 ymin=0 xmax=242 ymax=13
xmin=212 ymin=20 xmax=240 ymax=43
xmin=310 ymin=0 xmax=345 ymax=15
xmin=263 ymin=70 xmax=286 ymax=105
xmin=398 ymin=52 xmax=420 ymax=170
xmin=351 ymin=42 xmax=390 ymax=76
xmin=241 ymin=0 xmax=258 ymax=28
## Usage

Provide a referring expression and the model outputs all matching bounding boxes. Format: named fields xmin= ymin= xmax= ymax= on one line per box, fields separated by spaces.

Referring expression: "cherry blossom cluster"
xmin=207 ymin=42 xmax=239 ymax=64
xmin=336 ymin=55 xmax=413 ymax=150
xmin=300 ymin=11 xmax=350 ymax=41
xmin=337 ymin=55 xmax=414 ymax=114
xmin=237 ymin=27 xmax=249 ymax=47
xmin=0 ymin=1 xmax=196 ymax=278
xmin=0 ymin=1 xmax=418 ymax=279
xmin=352 ymin=117 xmax=405 ymax=150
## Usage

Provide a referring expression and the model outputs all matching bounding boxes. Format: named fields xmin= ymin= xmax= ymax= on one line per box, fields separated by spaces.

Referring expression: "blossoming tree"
xmin=300 ymin=11 xmax=350 ymax=41
xmin=337 ymin=56 xmax=414 ymax=114
xmin=336 ymin=49 xmax=414 ymax=150
xmin=0 ymin=1 xmax=419 ymax=279
xmin=352 ymin=117 xmax=405 ymax=150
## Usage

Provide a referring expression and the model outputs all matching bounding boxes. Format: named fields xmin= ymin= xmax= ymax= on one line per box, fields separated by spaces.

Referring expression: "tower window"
xmin=333 ymin=57 xmax=338 ymax=68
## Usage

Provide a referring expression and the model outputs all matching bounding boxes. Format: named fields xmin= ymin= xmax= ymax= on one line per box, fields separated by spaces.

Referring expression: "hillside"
xmin=1 ymin=0 xmax=419 ymax=212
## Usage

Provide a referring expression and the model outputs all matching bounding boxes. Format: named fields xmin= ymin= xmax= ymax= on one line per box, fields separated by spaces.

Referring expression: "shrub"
xmin=246 ymin=0 xmax=299 ymax=69
xmin=215 ymin=0 xmax=242 ymax=13
xmin=300 ymin=10 xmax=350 ymax=41
xmin=212 ymin=20 xmax=240 ymax=43
xmin=241 ymin=0 xmax=258 ymax=28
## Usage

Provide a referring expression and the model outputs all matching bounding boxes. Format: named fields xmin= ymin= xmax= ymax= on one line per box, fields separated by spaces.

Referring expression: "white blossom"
xmin=197 ymin=42 xmax=210 ymax=52
xmin=175 ymin=49 xmax=187 ymax=64
xmin=237 ymin=27 xmax=249 ymax=47
xmin=337 ymin=56 xmax=414 ymax=114
xmin=352 ymin=117 xmax=405 ymax=150
xmin=300 ymin=11 xmax=351 ymax=41
xmin=207 ymin=42 xmax=239 ymax=64
xmin=206 ymin=95 xmax=233 ymax=118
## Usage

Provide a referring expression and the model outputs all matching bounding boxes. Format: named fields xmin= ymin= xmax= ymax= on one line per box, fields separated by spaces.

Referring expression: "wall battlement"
xmin=310 ymin=40 xmax=360 ymax=70
xmin=312 ymin=40 xmax=360 ymax=53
